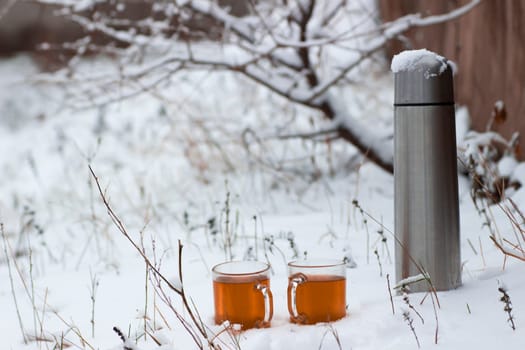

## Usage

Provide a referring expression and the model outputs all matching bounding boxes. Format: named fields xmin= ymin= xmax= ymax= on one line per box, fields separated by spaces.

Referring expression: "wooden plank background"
xmin=379 ymin=0 xmax=525 ymax=155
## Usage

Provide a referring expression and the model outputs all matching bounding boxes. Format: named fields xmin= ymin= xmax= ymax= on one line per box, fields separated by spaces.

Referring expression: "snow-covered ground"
xmin=1 ymin=55 xmax=525 ymax=350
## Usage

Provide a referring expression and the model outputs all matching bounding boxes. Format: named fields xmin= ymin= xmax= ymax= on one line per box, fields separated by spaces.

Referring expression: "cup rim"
xmin=288 ymin=259 xmax=345 ymax=269
xmin=212 ymin=260 xmax=270 ymax=276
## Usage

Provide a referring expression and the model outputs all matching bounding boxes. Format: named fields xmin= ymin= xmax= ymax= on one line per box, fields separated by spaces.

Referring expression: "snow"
xmin=390 ymin=49 xmax=448 ymax=78
xmin=461 ymin=130 xmax=509 ymax=159
xmin=511 ymin=163 xmax=525 ymax=184
xmin=498 ymin=156 xmax=518 ymax=178
xmin=495 ymin=99 xmax=505 ymax=112
xmin=2 ymin=52 xmax=525 ymax=350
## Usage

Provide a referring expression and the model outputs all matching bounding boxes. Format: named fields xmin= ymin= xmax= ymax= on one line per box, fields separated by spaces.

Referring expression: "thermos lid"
xmin=392 ymin=49 xmax=455 ymax=106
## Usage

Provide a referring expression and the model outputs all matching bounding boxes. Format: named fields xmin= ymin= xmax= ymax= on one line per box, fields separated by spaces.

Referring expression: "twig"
xmin=50 ymin=310 xmax=96 ymax=350
xmin=386 ymin=274 xmax=395 ymax=315
xmin=89 ymin=270 xmax=99 ymax=338
xmin=88 ymin=165 xmax=182 ymax=295
xmin=403 ymin=311 xmax=421 ymax=348
xmin=399 ymin=285 xmax=424 ymax=325
xmin=498 ymin=285 xmax=516 ymax=331
xmin=40 ymin=288 xmax=48 ymax=347
xmin=467 ymin=238 xmax=478 ymax=255
xmin=140 ymin=225 xmax=149 ymax=341
xmin=428 ymin=289 xmax=440 ymax=345
xmin=27 ymin=233 xmax=38 ymax=343
xmin=479 ymin=236 xmax=487 ymax=268
xmin=352 ymin=200 xmax=370 ymax=264
xmin=89 ymin=165 xmax=224 ymax=349
xmin=1 ymin=223 xmax=28 ymax=344
xmin=3 ymin=223 xmax=50 ymax=347
xmin=223 ymin=185 xmax=233 ymax=261
xmin=490 ymin=235 xmax=525 ymax=262
xmin=374 ymin=248 xmax=382 ymax=276
xmin=253 ymin=215 xmax=258 ymax=260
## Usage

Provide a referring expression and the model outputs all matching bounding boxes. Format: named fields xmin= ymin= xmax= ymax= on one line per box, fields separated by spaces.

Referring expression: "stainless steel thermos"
xmin=394 ymin=52 xmax=461 ymax=292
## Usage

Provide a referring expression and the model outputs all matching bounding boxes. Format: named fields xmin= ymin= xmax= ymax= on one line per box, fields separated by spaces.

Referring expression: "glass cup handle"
xmin=288 ymin=273 xmax=307 ymax=319
xmin=256 ymin=283 xmax=273 ymax=324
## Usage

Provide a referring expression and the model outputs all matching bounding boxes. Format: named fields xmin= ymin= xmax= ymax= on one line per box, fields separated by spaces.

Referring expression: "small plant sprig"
xmin=386 ymin=274 xmax=395 ymax=315
xmin=403 ymin=310 xmax=421 ymax=348
xmin=2 ymin=222 xmax=27 ymax=344
xmin=374 ymin=219 xmax=392 ymax=264
xmin=207 ymin=216 xmax=218 ymax=246
xmin=373 ymin=248 xmax=382 ymax=277
xmin=89 ymin=271 xmax=99 ymax=338
xmin=253 ymin=215 xmax=258 ymax=260
xmin=286 ymin=231 xmax=299 ymax=259
xmin=498 ymin=285 xmax=516 ymax=330
xmin=243 ymin=246 xmax=255 ymax=261
xmin=399 ymin=283 xmax=425 ymax=325
xmin=461 ymin=156 xmax=525 ymax=264
xmin=183 ymin=210 xmax=190 ymax=228
xmin=264 ymin=231 xmax=299 ymax=265
xmin=113 ymin=326 xmax=135 ymax=350
xmin=220 ymin=182 xmax=239 ymax=262
xmin=263 ymin=235 xmax=286 ymax=266
xmin=352 ymin=199 xmax=370 ymax=264
xmin=223 ymin=190 xmax=232 ymax=261
xmin=393 ymin=278 xmax=427 ymax=348
xmin=470 ymin=188 xmax=496 ymax=238
xmin=342 ymin=245 xmax=357 ymax=268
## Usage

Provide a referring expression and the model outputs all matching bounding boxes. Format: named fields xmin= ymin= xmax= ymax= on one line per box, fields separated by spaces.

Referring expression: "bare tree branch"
xmin=34 ymin=0 xmax=481 ymax=173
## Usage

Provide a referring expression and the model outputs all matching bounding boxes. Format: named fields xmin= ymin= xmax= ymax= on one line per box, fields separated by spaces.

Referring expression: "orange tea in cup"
xmin=212 ymin=261 xmax=273 ymax=329
xmin=287 ymin=260 xmax=346 ymax=324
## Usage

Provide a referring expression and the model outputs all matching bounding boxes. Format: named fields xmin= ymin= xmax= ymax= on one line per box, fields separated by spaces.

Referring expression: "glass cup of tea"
xmin=287 ymin=259 xmax=347 ymax=324
xmin=212 ymin=261 xmax=273 ymax=329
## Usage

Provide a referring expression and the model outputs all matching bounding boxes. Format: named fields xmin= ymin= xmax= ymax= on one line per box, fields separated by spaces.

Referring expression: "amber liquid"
xmin=213 ymin=276 xmax=272 ymax=329
xmin=288 ymin=274 xmax=346 ymax=324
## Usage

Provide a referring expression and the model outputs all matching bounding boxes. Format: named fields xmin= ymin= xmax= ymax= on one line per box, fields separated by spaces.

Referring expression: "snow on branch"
xmin=414 ymin=0 xmax=481 ymax=27
xmin=38 ymin=0 xmax=481 ymax=107
xmin=305 ymin=0 xmax=481 ymax=103
xmin=32 ymin=0 xmax=480 ymax=172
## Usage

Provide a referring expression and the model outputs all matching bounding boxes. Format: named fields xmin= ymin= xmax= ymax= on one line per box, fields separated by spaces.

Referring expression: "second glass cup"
xmin=287 ymin=259 xmax=347 ymax=324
